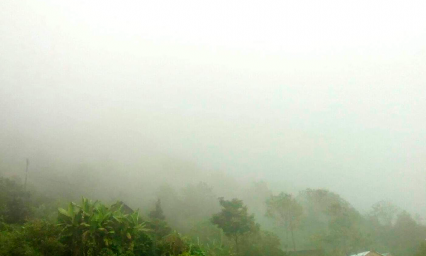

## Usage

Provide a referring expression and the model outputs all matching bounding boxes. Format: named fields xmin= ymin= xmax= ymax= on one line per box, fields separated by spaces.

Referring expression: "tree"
xmin=147 ymin=199 xmax=171 ymax=240
xmin=416 ymin=240 xmax=426 ymax=256
xmin=0 ymin=177 xmax=31 ymax=224
xmin=390 ymin=211 xmax=422 ymax=256
xmin=211 ymin=198 xmax=258 ymax=255
xmin=369 ymin=200 xmax=399 ymax=227
xmin=323 ymin=203 xmax=371 ymax=256
xmin=266 ymin=192 xmax=303 ymax=251
xmin=149 ymin=199 xmax=165 ymax=220
xmin=241 ymin=230 xmax=287 ymax=256
xmin=298 ymin=189 xmax=351 ymax=220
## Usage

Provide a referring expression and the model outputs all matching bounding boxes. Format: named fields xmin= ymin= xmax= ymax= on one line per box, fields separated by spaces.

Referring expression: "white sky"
xmin=1 ymin=0 xmax=426 ymax=216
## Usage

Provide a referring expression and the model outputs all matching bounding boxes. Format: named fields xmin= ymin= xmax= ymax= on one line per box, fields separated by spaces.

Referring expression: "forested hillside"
xmin=1 ymin=175 xmax=425 ymax=256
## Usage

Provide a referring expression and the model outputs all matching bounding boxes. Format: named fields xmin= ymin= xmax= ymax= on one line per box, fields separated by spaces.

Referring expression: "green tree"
xmin=211 ymin=198 xmax=258 ymax=255
xmin=312 ymin=202 xmax=371 ymax=256
xmin=156 ymin=231 xmax=205 ymax=256
xmin=266 ymin=192 xmax=303 ymax=251
xmin=0 ymin=220 xmax=65 ymax=256
xmin=147 ymin=198 xmax=171 ymax=253
xmin=149 ymin=199 xmax=166 ymax=220
xmin=416 ymin=240 xmax=426 ymax=256
xmin=369 ymin=201 xmax=399 ymax=227
xmin=240 ymin=230 xmax=287 ymax=256
xmin=0 ymin=177 xmax=31 ymax=224
xmin=390 ymin=210 xmax=422 ymax=256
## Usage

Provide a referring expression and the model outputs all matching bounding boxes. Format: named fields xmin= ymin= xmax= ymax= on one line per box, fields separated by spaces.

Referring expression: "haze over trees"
xmin=212 ymin=198 xmax=258 ymax=254
xmin=1 ymin=0 xmax=426 ymax=255
xmin=266 ymin=193 xmax=303 ymax=251
xmin=1 ymin=173 xmax=426 ymax=256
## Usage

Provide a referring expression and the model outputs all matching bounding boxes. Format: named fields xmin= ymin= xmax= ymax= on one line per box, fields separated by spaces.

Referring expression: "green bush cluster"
xmin=0 ymin=220 xmax=65 ymax=256
xmin=0 ymin=177 xmax=32 ymax=224
xmin=4 ymin=174 xmax=425 ymax=256
xmin=57 ymin=198 xmax=152 ymax=256
xmin=0 ymin=177 xmax=205 ymax=256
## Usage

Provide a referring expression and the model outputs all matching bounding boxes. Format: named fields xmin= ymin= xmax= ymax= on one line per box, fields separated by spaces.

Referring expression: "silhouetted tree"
xmin=149 ymin=199 xmax=165 ymax=220
xmin=266 ymin=192 xmax=303 ymax=251
xmin=211 ymin=198 xmax=258 ymax=255
xmin=416 ymin=240 xmax=426 ymax=256
xmin=148 ymin=198 xmax=171 ymax=242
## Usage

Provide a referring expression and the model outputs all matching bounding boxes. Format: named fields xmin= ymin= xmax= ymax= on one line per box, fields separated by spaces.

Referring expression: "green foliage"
xmin=211 ymin=198 xmax=259 ymax=255
xmin=0 ymin=220 xmax=65 ymax=256
xmin=188 ymin=221 xmax=233 ymax=256
xmin=416 ymin=240 xmax=426 ymax=256
xmin=368 ymin=201 xmax=399 ymax=227
xmin=0 ymin=177 xmax=32 ymax=223
xmin=389 ymin=211 xmax=423 ymax=256
xmin=57 ymin=197 xmax=151 ymax=256
xmin=156 ymin=231 xmax=206 ymax=256
xmin=238 ymin=231 xmax=287 ymax=256
xmin=212 ymin=198 xmax=258 ymax=238
xmin=266 ymin=192 xmax=303 ymax=251
xmin=156 ymin=231 xmax=190 ymax=255
xmin=2 ymin=173 xmax=426 ymax=256
xmin=311 ymin=201 xmax=372 ymax=256
xmin=150 ymin=199 xmax=166 ymax=221
xmin=147 ymin=198 xmax=172 ymax=241
xmin=295 ymin=189 xmax=376 ymax=255
xmin=189 ymin=221 xmax=286 ymax=256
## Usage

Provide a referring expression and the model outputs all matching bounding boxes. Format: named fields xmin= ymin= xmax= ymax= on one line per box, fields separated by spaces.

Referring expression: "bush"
xmin=156 ymin=231 xmax=206 ymax=256
xmin=0 ymin=220 xmax=64 ymax=256
xmin=57 ymin=198 xmax=153 ymax=256
xmin=0 ymin=177 xmax=32 ymax=224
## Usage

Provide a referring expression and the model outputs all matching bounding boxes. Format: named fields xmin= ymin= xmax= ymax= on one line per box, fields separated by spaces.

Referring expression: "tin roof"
xmin=352 ymin=252 xmax=370 ymax=256
xmin=349 ymin=252 xmax=384 ymax=256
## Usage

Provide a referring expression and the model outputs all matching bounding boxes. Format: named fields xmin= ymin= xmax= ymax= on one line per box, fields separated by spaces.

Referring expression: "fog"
xmin=1 ymin=0 xmax=425 ymax=222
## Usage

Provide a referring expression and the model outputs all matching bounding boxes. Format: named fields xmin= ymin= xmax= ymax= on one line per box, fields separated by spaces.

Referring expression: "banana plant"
xmin=58 ymin=201 xmax=88 ymax=255
xmin=58 ymin=202 xmax=84 ymax=237
xmin=57 ymin=197 xmax=149 ymax=256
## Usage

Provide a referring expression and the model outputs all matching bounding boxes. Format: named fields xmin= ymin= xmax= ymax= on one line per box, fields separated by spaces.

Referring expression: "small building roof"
xmin=351 ymin=252 xmax=371 ymax=256
xmin=349 ymin=251 xmax=383 ymax=256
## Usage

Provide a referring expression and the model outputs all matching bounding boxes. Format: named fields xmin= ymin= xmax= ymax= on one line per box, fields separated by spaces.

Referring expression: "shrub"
xmin=58 ymin=198 xmax=153 ymax=256
xmin=0 ymin=177 xmax=32 ymax=224
xmin=0 ymin=220 xmax=64 ymax=256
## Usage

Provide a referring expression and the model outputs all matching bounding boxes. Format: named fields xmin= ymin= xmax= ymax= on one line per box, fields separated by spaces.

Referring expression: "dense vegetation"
xmin=0 ymin=175 xmax=425 ymax=256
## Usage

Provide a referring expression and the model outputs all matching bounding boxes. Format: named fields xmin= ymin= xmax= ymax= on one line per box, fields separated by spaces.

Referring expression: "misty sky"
xmin=1 ymin=1 xmax=425 ymax=217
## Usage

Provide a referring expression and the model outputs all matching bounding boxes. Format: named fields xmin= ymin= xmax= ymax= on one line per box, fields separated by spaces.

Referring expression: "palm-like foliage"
xmin=58 ymin=198 xmax=149 ymax=256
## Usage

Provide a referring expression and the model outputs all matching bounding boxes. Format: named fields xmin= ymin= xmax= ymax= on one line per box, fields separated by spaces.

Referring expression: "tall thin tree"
xmin=266 ymin=192 xmax=303 ymax=251
xmin=24 ymin=158 xmax=29 ymax=191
